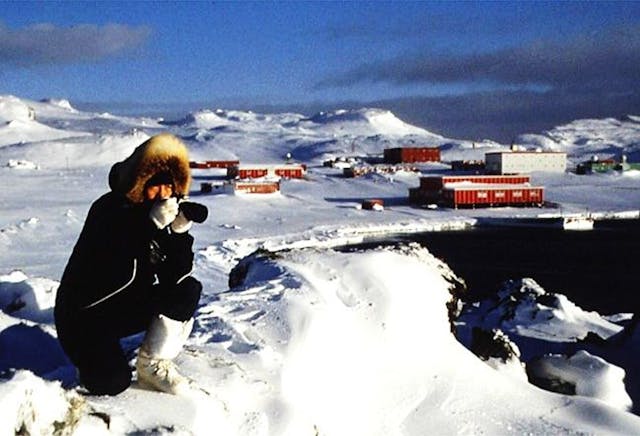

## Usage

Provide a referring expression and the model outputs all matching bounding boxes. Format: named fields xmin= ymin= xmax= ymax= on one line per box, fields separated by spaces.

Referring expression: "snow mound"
xmin=0 ymin=218 xmax=40 ymax=248
xmin=84 ymin=131 xmax=151 ymax=166
xmin=0 ymin=270 xmax=57 ymax=323
xmin=0 ymin=118 xmax=89 ymax=149
xmin=193 ymin=244 xmax=462 ymax=435
xmin=186 ymin=244 xmax=640 ymax=435
xmin=528 ymin=350 xmax=632 ymax=411
xmin=84 ymin=386 xmax=231 ymax=435
xmin=623 ymin=169 xmax=640 ymax=177
xmin=6 ymin=159 xmax=39 ymax=170
xmin=458 ymin=278 xmax=622 ymax=351
xmin=40 ymin=98 xmax=76 ymax=112
xmin=514 ymin=133 xmax=561 ymax=151
xmin=168 ymin=109 xmax=303 ymax=132
xmin=171 ymin=109 xmax=233 ymax=130
xmin=0 ymin=96 xmax=35 ymax=123
xmin=0 ymin=371 xmax=84 ymax=436
xmin=455 ymin=277 xmax=639 ymax=411
xmin=307 ymin=108 xmax=436 ymax=137
xmin=0 ymin=130 xmax=148 ymax=168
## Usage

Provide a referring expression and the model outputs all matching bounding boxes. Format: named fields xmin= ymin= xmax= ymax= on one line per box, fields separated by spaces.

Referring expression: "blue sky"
xmin=2 ymin=1 xmax=639 ymax=141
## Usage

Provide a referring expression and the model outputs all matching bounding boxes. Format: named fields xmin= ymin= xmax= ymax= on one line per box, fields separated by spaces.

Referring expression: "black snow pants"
xmin=56 ymin=277 xmax=202 ymax=396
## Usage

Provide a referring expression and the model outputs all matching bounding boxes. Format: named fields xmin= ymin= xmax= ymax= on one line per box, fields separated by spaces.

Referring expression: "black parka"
xmin=54 ymin=133 xmax=196 ymax=342
xmin=54 ymin=191 xmax=195 ymax=318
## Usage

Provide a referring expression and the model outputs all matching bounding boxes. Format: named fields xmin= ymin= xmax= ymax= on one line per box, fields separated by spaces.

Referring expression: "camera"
xmin=179 ymin=201 xmax=208 ymax=223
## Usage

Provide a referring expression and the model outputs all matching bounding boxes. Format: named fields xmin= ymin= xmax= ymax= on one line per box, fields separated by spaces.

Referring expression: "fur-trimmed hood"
xmin=108 ymin=133 xmax=191 ymax=203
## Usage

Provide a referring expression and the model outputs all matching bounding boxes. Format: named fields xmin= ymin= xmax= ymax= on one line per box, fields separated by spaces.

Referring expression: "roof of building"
xmin=485 ymin=151 xmax=567 ymax=156
xmin=443 ymin=182 xmax=541 ymax=191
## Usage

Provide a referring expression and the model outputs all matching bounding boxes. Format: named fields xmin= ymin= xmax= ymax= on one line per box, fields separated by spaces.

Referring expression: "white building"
xmin=485 ymin=151 xmax=567 ymax=174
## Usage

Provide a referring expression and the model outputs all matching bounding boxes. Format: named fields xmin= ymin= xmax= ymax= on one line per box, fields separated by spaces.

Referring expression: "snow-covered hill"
xmin=516 ymin=115 xmax=640 ymax=161
xmin=1 ymin=94 xmax=640 ymax=434
xmin=168 ymin=107 xmax=448 ymax=164
xmin=0 ymin=96 xmax=454 ymax=167
xmin=0 ymin=95 xmax=36 ymax=123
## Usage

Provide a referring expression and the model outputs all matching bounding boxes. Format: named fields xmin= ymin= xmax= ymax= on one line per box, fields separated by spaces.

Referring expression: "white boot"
xmin=136 ymin=314 xmax=194 ymax=394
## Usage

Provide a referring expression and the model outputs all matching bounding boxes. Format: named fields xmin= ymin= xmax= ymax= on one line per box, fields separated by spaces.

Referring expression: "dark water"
xmin=339 ymin=219 xmax=640 ymax=315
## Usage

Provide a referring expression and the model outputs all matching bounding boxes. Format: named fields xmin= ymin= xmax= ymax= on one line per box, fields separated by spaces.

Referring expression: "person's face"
xmin=144 ymin=183 xmax=173 ymax=201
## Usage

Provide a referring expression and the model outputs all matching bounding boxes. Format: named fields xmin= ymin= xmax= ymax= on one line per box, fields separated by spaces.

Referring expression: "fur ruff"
xmin=108 ymin=133 xmax=191 ymax=203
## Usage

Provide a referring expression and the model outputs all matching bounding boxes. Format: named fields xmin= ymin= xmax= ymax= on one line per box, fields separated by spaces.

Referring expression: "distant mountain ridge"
xmin=516 ymin=115 xmax=640 ymax=160
xmin=1 ymin=95 xmax=639 ymax=167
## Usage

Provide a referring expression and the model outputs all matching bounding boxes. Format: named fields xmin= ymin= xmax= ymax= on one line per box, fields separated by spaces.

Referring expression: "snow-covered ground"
xmin=1 ymin=95 xmax=640 ymax=434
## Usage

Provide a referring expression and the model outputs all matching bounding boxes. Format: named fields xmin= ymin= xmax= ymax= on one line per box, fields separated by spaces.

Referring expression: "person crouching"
xmin=54 ymin=133 xmax=203 ymax=395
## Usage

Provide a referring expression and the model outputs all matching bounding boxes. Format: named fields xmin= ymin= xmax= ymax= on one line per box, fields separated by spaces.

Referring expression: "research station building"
xmin=485 ymin=151 xmax=567 ymax=174
xmin=409 ymin=174 xmax=544 ymax=208
xmin=383 ymin=147 xmax=440 ymax=164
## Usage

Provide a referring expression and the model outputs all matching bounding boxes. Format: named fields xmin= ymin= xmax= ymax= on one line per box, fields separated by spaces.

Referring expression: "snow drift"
xmin=3 ymin=245 xmax=640 ymax=434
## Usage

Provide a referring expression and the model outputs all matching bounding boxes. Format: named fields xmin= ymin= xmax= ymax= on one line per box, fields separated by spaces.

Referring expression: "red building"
xmin=228 ymin=166 xmax=269 ymax=179
xmin=383 ymin=147 xmax=440 ymax=164
xmin=274 ymin=164 xmax=306 ymax=179
xmin=419 ymin=175 xmax=530 ymax=191
xmin=233 ymin=180 xmax=280 ymax=194
xmin=409 ymin=174 xmax=543 ymax=208
xmin=441 ymin=185 xmax=544 ymax=208
xmin=199 ymin=180 xmax=280 ymax=195
xmin=228 ymin=164 xmax=306 ymax=180
xmin=190 ymin=160 xmax=240 ymax=169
